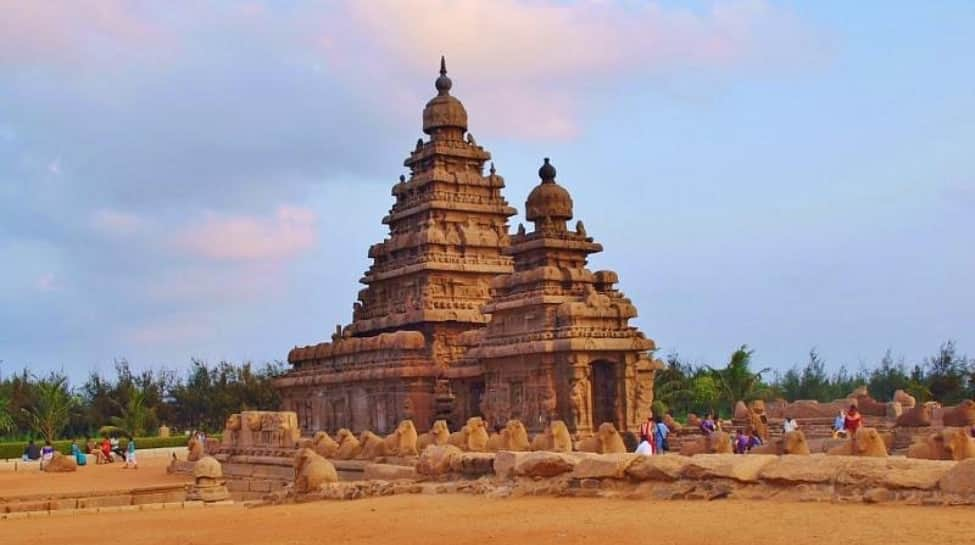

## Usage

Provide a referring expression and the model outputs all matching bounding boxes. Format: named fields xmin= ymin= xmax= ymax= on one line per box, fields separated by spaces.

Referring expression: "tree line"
xmin=2 ymin=340 xmax=971 ymax=442
xmin=0 ymin=359 xmax=284 ymax=443
xmin=653 ymin=340 xmax=973 ymax=419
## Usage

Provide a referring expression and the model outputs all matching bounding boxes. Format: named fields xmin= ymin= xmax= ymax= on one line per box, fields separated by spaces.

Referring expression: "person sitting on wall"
xmin=71 ymin=439 xmax=87 ymax=467
xmin=833 ymin=410 xmax=847 ymax=439
xmin=700 ymin=412 xmax=717 ymax=435
xmin=844 ymin=405 xmax=862 ymax=436
xmin=39 ymin=440 xmax=55 ymax=470
xmin=100 ymin=436 xmax=114 ymax=463
xmin=733 ymin=430 xmax=749 ymax=454
xmin=783 ymin=417 xmax=799 ymax=434
xmin=22 ymin=440 xmax=41 ymax=462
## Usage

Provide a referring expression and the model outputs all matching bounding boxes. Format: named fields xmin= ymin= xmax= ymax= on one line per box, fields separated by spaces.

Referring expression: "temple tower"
xmin=277 ymin=59 xmax=516 ymax=433
xmin=470 ymin=159 xmax=661 ymax=433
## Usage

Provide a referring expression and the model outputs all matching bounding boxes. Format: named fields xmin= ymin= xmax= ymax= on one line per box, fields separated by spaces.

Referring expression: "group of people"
xmin=832 ymin=405 xmax=862 ymax=438
xmin=634 ymin=413 xmax=671 ymax=456
xmin=21 ymin=435 xmax=138 ymax=469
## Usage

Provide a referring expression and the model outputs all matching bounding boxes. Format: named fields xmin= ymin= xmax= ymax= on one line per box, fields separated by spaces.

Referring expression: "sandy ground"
xmin=0 ymin=457 xmax=186 ymax=497
xmin=2 ymin=493 xmax=973 ymax=545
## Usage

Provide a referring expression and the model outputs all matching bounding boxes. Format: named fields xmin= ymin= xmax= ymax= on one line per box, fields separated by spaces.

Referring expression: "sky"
xmin=1 ymin=1 xmax=973 ymax=382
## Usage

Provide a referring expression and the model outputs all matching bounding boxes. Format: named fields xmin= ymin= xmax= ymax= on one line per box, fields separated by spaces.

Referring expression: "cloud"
xmin=90 ymin=209 xmax=145 ymax=237
xmin=311 ymin=0 xmax=828 ymax=138
xmin=175 ymin=205 xmax=317 ymax=262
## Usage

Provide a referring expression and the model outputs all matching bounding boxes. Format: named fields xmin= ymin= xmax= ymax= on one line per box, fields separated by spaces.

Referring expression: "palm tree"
xmin=99 ymin=387 xmax=154 ymax=438
xmin=21 ymin=375 xmax=75 ymax=443
xmin=709 ymin=345 xmax=771 ymax=414
xmin=0 ymin=392 xmax=15 ymax=435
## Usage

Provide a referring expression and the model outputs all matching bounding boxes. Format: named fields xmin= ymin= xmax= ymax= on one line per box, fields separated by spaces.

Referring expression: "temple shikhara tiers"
xmin=274 ymin=59 xmax=662 ymax=436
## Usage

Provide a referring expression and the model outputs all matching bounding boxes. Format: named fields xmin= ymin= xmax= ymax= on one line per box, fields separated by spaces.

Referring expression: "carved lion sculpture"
xmin=312 ymin=431 xmax=339 ymax=459
xmin=944 ymin=427 xmax=975 ymax=460
xmin=942 ymin=400 xmax=975 ymax=427
xmin=577 ymin=423 xmax=626 ymax=454
xmin=745 ymin=400 xmax=770 ymax=442
xmin=384 ymin=420 xmax=419 ymax=457
xmin=418 ymin=420 xmax=451 ymax=452
xmin=663 ymin=414 xmax=682 ymax=432
xmin=487 ymin=419 xmax=531 ymax=452
xmin=334 ymin=428 xmax=362 ymax=460
xmin=827 ymin=427 xmax=888 ymax=457
xmin=448 ymin=424 xmax=470 ymax=451
xmin=245 ymin=412 xmax=263 ymax=432
xmin=907 ymin=431 xmax=950 ymax=460
xmin=357 ymin=431 xmax=387 ymax=460
xmin=224 ymin=414 xmax=242 ymax=432
xmin=679 ymin=430 xmax=733 ymax=456
xmin=465 ymin=417 xmax=489 ymax=452
xmin=751 ymin=430 xmax=810 ymax=455
xmin=293 ymin=448 xmax=337 ymax=493
xmin=43 ymin=452 xmax=78 ymax=473
xmin=896 ymin=403 xmax=932 ymax=427
xmin=187 ymin=436 xmax=205 ymax=462
xmin=894 ymin=389 xmax=916 ymax=409
xmin=531 ymin=420 xmax=573 ymax=452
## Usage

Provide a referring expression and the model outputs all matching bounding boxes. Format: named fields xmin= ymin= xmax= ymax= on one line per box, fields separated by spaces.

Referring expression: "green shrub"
xmin=0 ymin=434 xmax=201 ymax=461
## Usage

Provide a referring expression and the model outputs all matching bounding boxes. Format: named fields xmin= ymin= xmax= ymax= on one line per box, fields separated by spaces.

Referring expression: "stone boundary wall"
xmin=0 ymin=484 xmax=188 ymax=516
xmin=271 ymin=449 xmax=975 ymax=507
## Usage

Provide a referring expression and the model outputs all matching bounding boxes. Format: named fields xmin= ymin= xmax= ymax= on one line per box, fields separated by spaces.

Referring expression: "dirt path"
xmin=2 ymin=494 xmax=972 ymax=545
xmin=0 ymin=457 xmax=186 ymax=498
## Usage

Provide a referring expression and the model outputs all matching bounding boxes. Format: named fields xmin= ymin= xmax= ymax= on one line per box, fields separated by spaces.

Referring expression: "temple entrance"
xmin=590 ymin=361 xmax=619 ymax=428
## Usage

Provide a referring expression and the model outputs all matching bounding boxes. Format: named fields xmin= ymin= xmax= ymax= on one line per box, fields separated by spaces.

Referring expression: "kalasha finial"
xmin=435 ymin=55 xmax=452 ymax=95
xmin=538 ymin=157 xmax=556 ymax=182
xmin=489 ymin=162 xmax=496 ymax=175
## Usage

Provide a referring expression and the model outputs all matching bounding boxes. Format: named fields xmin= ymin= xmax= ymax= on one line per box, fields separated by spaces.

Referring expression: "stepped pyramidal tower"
xmin=275 ymin=59 xmax=661 ymax=435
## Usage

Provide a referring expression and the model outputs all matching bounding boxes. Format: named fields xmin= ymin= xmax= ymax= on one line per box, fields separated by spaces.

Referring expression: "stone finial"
xmin=435 ymin=55 xmax=452 ymax=95
xmin=517 ymin=223 xmax=526 ymax=236
xmin=416 ymin=138 xmax=423 ymax=150
xmin=399 ymin=174 xmax=406 ymax=183
xmin=538 ymin=157 xmax=556 ymax=182
xmin=489 ymin=162 xmax=496 ymax=175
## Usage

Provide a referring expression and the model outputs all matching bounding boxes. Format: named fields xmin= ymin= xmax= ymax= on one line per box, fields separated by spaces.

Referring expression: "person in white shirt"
xmin=783 ymin=417 xmax=799 ymax=434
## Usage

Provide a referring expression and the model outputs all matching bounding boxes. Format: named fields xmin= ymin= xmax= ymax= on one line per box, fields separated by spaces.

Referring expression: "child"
xmin=124 ymin=437 xmax=138 ymax=469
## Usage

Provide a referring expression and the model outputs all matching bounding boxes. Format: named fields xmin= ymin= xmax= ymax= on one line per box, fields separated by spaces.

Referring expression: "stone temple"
xmin=274 ymin=58 xmax=661 ymax=436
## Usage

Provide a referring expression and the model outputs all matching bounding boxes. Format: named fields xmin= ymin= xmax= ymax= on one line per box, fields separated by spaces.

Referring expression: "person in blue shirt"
xmin=70 ymin=440 xmax=87 ymax=466
xmin=653 ymin=415 xmax=670 ymax=452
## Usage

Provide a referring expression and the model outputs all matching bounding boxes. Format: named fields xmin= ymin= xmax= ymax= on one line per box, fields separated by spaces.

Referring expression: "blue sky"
xmin=1 ymin=1 xmax=972 ymax=381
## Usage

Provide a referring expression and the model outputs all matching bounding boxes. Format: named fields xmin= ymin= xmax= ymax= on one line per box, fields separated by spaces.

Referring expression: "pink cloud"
xmin=0 ymin=0 xmax=162 ymax=66
xmin=308 ymin=0 xmax=827 ymax=139
xmin=176 ymin=205 xmax=316 ymax=262
xmin=125 ymin=315 xmax=210 ymax=346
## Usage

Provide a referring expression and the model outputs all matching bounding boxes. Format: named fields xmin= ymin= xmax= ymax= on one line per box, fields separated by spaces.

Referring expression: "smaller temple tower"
xmin=470 ymin=159 xmax=661 ymax=434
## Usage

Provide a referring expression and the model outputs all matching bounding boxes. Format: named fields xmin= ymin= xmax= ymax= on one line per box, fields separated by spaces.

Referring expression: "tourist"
xmin=22 ymin=440 xmax=41 ymax=462
xmin=783 ymin=417 xmax=799 ymax=434
xmin=39 ymin=440 xmax=55 ymax=470
xmin=654 ymin=415 xmax=670 ymax=452
xmin=700 ymin=412 xmax=717 ymax=435
xmin=634 ymin=437 xmax=653 ymax=456
xmin=85 ymin=435 xmax=97 ymax=455
xmin=70 ymin=439 xmax=87 ymax=467
xmin=110 ymin=435 xmax=124 ymax=459
xmin=748 ymin=430 xmax=764 ymax=450
xmin=100 ymin=436 xmax=114 ymax=463
xmin=734 ymin=430 xmax=749 ymax=454
xmin=832 ymin=410 xmax=846 ymax=439
xmin=844 ymin=405 xmax=862 ymax=436
xmin=639 ymin=413 xmax=655 ymax=444
xmin=124 ymin=436 xmax=138 ymax=469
